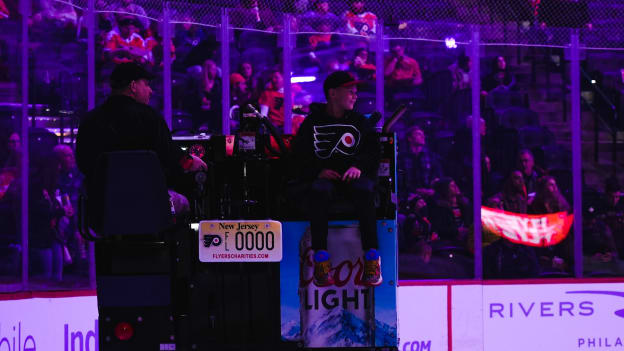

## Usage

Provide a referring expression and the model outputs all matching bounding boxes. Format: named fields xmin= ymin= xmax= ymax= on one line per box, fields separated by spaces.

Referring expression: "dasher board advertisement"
xmin=279 ymin=220 xmax=398 ymax=348
xmin=397 ymin=285 xmax=448 ymax=351
xmin=0 ymin=294 xmax=98 ymax=351
xmin=479 ymin=281 xmax=624 ymax=351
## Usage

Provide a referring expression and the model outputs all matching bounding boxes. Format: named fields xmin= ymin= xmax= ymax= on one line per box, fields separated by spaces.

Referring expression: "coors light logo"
xmin=298 ymin=225 xmax=375 ymax=347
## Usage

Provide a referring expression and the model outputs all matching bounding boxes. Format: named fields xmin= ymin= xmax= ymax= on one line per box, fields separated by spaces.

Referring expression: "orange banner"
xmin=481 ymin=206 xmax=574 ymax=247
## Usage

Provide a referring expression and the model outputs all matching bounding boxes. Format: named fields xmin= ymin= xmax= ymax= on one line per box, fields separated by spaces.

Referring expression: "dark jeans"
xmin=307 ymin=177 xmax=378 ymax=252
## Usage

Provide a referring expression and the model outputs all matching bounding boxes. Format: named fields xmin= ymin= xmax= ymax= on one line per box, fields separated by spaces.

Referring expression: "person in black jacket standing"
xmin=293 ymin=70 xmax=381 ymax=287
xmin=76 ymin=62 xmax=205 ymax=214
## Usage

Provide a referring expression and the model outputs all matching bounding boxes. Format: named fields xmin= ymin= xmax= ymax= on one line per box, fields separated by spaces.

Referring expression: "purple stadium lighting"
xmin=291 ymin=76 xmax=316 ymax=83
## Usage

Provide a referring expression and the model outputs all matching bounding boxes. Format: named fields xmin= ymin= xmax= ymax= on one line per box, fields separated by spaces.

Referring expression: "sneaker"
xmin=313 ymin=250 xmax=334 ymax=287
xmin=362 ymin=249 xmax=382 ymax=287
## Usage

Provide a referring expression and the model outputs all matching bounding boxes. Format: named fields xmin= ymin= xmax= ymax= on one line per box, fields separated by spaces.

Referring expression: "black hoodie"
xmin=292 ymin=103 xmax=380 ymax=181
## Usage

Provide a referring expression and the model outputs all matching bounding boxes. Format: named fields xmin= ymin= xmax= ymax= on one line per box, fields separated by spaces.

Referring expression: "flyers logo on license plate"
xmin=198 ymin=220 xmax=283 ymax=262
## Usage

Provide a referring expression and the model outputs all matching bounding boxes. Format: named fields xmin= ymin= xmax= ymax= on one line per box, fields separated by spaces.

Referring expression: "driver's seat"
xmin=87 ymin=150 xmax=172 ymax=236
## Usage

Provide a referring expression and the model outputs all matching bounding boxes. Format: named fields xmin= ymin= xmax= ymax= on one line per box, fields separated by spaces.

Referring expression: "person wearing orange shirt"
xmin=258 ymin=71 xmax=304 ymax=131
xmin=344 ymin=0 xmax=377 ymax=36
xmin=259 ymin=71 xmax=287 ymax=128
xmin=104 ymin=17 xmax=147 ymax=65
xmin=144 ymin=22 xmax=176 ymax=66
xmin=384 ymin=43 xmax=423 ymax=87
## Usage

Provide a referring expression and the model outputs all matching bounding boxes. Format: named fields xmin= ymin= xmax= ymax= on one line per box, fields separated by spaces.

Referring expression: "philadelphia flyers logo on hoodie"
xmin=313 ymin=124 xmax=361 ymax=159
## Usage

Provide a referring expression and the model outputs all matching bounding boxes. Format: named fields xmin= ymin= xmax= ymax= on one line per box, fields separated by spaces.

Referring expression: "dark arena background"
xmin=1 ymin=0 xmax=624 ymax=350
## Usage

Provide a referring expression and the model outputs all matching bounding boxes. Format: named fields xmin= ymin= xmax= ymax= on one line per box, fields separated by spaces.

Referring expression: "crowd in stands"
xmin=0 ymin=130 xmax=88 ymax=286
xmin=0 ymin=0 xmax=623 ymax=286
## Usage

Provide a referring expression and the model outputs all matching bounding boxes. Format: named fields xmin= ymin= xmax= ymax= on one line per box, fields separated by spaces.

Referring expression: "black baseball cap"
xmin=323 ymin=71 xmax=361 ymax=97
xmin=110 ymin=62 xmax=155 ymax=90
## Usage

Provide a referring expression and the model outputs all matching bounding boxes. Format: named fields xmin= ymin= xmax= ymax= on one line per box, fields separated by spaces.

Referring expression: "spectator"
xmin=480 ymin=154 xmax=502 ymax=200
xmin=230 ymin=72 xmax=251 ymax=108
xmin=304 ymin=0 xmax=336 ymax=19
xmin=195 ymin=59 xmax=222 ymax=132
xmin=302 ymin=0 xmax=338 ymax=31
xmin=0 ymin=134 xmax=18 ymax=246
xmin=398 ymin=126 xmax=442 ymax=202
xmin=259 ymin=71 xmax=286 ymax=128
xmin=302 ymin=19 xmax=340 ymax=73
xmin=104 ymin=17 xmax=147 ymax=65
xmin=351 ymin=47 xmax=375 ymax=81
xmin=583 ymin=209 xmax=622 ymax=275
xmin=384 ymin=43 xmax=423 ymax=88
xmin=289 ymin=14 xmax=300 ymax=32
xmin=144 ymin=22 xmax=176 ymax=67
xmin=96 ymin=0 xmax=115 ymax=32
xmin=530 ymin=175 xmax=572 ymax=274
xmin=450 ymin=116 xmax=490 ymax=191
xmin=52 ymin=145 xmax=82 ymax=201
xmin=485 ymin=192 xmax=504 ymax=210
xmin=173 ymin=17 xmax=208 ymax=71
xmin=601 ymin=177 xmax=624 ymax=258
xmin=290 ymin=0 xmax=310 ymax=14
xmin=112 ymin=0 xmax=149 ymax=30
xmin=238 ymin=62 xmax=258 ymax=99
xmin=428 ymin=177 xmax=472 ymax=245
xmin=399 ymin=195 xmax=431 ymax=250
xmin=291 ymin=70 xmax=382 ymax=286
xmin=449 ymin=54 xmax=471 ymax=92
xmin=3 ymin=132 xmax=20 ymax=171
xmin=501 ymin=170 xmax=528 ymax=213
xmin=30 ymin=149 xmax=81 ymax=283
xmin=603 ymin=177 xmax=624 ymax=215
xmin=489 ymin=170 xmax=527 ymax=214
xmin=482 ymin=56 xmax=516 ymax=94
xmin=307 ymin=19 xmax=334 ymax=51
xmin=29 ymin=0 xmax=77 ymax=41
xmin=518 ymin=149 xmax=543 ymax=196
xmin=51 ymin=145 xmax=85 ymax=275
xmin=352 ymin=48 xmax=374 ymax=70
xmin=344 ymin=0 xmax=377 ymax=36
xmin=230 ymin=0 xmax=277 ymax=31
xmin=31 ymin=0 xmax=77 ymax=28
xmin=530 ymin=176 xmax=570 ymax=214
xmin=29 ymin=173 xmax=65 ymax=282
xmin=0 ymin=167 xmax=15 ymax=201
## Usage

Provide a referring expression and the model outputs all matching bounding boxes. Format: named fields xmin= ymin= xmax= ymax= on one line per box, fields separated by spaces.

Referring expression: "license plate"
xmin=198 ymin=220 xmax=282 ymax=262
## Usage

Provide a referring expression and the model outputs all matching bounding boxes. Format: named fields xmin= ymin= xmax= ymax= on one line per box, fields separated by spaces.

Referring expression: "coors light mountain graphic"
xmin=281 ymin=309 xmax=396 ymax=346
xmin=281 ymin=319 xmax=301 ymax=341
xmin=300 ymin=308 xmax=396 ymax=347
